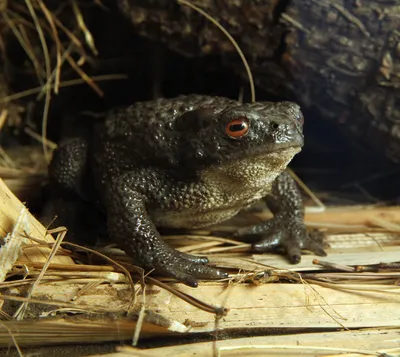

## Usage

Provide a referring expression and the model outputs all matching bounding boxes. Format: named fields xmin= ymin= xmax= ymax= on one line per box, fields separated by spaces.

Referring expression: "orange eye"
xmin=225 ymin=117 xmax=249 ymax=138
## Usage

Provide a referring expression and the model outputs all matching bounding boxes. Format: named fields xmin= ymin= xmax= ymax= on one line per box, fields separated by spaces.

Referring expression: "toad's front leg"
xmin=107 ymin=173 xmax=228 ymax=287
xmin=236 ymin=171 xmax=327 ymax=263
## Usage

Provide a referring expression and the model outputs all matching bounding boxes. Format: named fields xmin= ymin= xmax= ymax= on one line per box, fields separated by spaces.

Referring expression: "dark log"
xmin=117 ymin=0 xmax=400 ymax=163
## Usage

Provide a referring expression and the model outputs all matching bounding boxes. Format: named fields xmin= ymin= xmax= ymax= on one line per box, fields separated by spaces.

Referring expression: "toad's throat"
xmin=201 ymin=146 xmax=301 ymax=188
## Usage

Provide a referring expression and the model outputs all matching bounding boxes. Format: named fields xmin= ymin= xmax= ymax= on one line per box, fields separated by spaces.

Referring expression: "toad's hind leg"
xmin=41 ymin=137 xmax=106 ymax=244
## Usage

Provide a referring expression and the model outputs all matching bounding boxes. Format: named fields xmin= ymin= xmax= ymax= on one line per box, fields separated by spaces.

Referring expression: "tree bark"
xmin=118 ymin=0 xmax=400 ymax=163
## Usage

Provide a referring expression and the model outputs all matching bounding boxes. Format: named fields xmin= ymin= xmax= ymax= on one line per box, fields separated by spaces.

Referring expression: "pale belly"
xmin=151 ymin=206 xmax=243 ymax=229
xmin=150 ymin=187 xmax=269 ymax=229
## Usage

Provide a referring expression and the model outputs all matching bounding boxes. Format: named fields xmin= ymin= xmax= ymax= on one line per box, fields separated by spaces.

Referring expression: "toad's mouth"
xmin=269 ymin=135 xmax=304 ymax=152
xmin=248 ymin=141 xmax=303 ymax=158
xmin=271 ymin=144 xmax=302 ymax=153
xmin=253 ymin=146 xmax=302 ymax=164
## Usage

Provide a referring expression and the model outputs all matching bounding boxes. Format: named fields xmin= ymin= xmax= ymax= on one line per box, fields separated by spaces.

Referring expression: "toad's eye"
xmin=225 ymin=117 xmax=249 ymax=138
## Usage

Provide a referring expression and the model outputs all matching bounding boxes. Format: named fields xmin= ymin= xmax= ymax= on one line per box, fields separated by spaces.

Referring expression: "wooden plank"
xmin=199 ymin=232 xmax=400 ymax=272
xmin=251 ymin=247 xmax=400 ymax=271
xmin=303 ymin=205 xmax=400 ymax=226
xmin=143 ymin=283 xmax=400 ymax=331
xmin=94 ymin=328 xmax=400 ymax=357
xmin=0 ymin=315 xmax=186 ymax=347
xmin=5 ymin=279 xmax=397 ymax=336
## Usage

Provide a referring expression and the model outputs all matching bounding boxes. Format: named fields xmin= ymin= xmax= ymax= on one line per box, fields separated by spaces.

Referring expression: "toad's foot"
xmin=236 ymin=214 xmax=327 ymax=264
xmin=148 ymin=247 xmax=228 ymax=287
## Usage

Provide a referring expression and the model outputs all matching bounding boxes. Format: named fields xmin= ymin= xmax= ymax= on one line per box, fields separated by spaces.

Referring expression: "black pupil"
xmin=229 ymin=123 xmax=245 ymax=132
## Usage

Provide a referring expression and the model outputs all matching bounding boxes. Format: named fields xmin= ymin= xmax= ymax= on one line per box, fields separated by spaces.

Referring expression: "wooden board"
xmin=143 ymin=282 xmax=400 ymax=332
xmin=94 ymin=328 xmax=400 ymax=357
xmin=0 ymin=315 xmax=185 ymax=347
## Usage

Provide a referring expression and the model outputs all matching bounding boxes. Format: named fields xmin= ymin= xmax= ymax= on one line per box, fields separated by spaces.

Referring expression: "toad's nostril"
xmin=270 ymin=121 xmax=279 ymax=130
